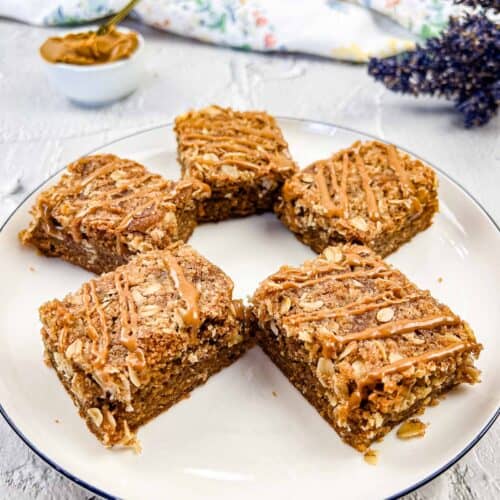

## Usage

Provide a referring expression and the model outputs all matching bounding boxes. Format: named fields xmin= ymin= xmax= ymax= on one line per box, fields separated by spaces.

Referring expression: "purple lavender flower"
xmin=454 ymin=0 xmax=500 ymax=10
xmin=368 ymin=15 xmax=499 ymax=127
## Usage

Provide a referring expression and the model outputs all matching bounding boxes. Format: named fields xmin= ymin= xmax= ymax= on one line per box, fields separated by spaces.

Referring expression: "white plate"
xmin=0 ymin=119 xmax=498 ymax=500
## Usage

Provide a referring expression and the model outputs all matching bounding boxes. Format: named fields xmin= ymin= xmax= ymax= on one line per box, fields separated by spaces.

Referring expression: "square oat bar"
xmin=275 ymin=141 xmax=438 ymax=256
xmin=174 ymin=106 xmax=297 ymax=222
xmin=40 ymin=244 xmax=252 ymax=449
xmin=251 ymin=244 xmax=481 ymax=451
xmin=20 ymin=154 xmax=209 ymax=274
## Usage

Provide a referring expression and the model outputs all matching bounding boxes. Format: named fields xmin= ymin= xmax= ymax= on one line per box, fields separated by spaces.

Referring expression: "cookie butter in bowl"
xmin=40 ymin=26 xmax=144 ymax=106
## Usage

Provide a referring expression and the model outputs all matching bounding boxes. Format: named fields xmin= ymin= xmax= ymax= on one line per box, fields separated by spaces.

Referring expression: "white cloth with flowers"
xmin=0 ymin=0 xmax=463 ymax=62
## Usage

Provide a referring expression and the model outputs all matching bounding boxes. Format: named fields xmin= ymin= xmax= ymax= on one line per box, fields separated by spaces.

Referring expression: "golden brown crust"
xmin=275 ymin=141 xmax=439 ymax=256
xmin=174 ymin=105 xmax=298 ymax=221
xmin=40 ymin=244 xmax=252 ymax=448
xmin=251 ymin=244 xmax=481 ymax=451
xmin=20 ymin=154 xmax=210 ymax=273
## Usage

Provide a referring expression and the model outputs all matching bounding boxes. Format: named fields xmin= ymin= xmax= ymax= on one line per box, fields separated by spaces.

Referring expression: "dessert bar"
xmin=40 ymin=244 xmax=252 ymax=448
xmin=275 ymin=141 xmax=438 ymax=256
xmin=251 ymin=244 xmax=481 ymax=451
xmin=175 ymin=105 xmax=297 ymax=222
xmin=20 ymin=154 xmax=209 ymax=273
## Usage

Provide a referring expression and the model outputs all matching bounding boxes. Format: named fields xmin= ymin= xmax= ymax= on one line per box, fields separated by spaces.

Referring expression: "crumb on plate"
xmin=397 ymin=418 xmax=428 ymax=439
xmin=363 ymin=449 xmax=378 ymax=465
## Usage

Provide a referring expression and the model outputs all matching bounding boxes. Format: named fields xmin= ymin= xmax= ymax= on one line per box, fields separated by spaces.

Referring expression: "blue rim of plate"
xmin=0 ymin=117 xmax=498 ymax=500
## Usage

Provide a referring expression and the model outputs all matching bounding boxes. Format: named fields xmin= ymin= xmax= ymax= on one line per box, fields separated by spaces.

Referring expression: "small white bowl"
xmin=41 ymin=26 xmax=145 ymax=106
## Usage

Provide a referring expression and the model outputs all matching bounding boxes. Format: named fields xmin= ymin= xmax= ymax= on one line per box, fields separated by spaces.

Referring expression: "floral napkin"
xmin=0 ymin=0 xmax=463 ymax=62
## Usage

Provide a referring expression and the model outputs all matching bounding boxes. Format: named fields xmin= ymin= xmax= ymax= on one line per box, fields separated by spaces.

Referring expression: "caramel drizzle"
xmin=313 ymin=155 xmax=348 ymax=218
xmin=284 ymin=291 xmax=417 ymax=326
xmin=216 ymin=158 xmax=261 ymax=171
xmin=315 ymin=163 xmax=342 ymax=217
xmin=177 ymin=109 xmax=293 ymax=176
xmin=269 ymin=266 xmax=391 ymax=292
xmin=386 ymin=144 xmax=411 ymax=198
xmin=199 ymin=153 xmax=267 ymax=169
xmin=226 ymin=123 xmax=286 ymax=141
xmin=354 ymin=153 xmax=379 ymax=221
xmin=78 ymin=162 xmax=129 ymax=188
xmin=115 ymin=271 xmax=138 ymax=352
xmin=100 ymin=174 xmax=156 ymax=204
xmin=70 ymin=175 xmax=162 ymax=240
xmin=81 ymin=281 xmax=110 ymax=366
xmin=63 ymin=159 xmax=173 ymax=252
xmin=340 ymin=314 xmax=458 ymax=344
xmin=283 ymin=274 xmax=457 ymax=346
xmin=270 ymin=252 xmax=378 ymax=284
xmin=339 ymin=155 xmax=349 ymax=213
xmin=112 ymin=179 xmax=172 ymax=254
xmin=346 ymin=342 xmax=466 ymax=409
xmin=89 ymin=280 xmax=110 ymax=365
xmin=314 ymin=148 xmax=382 ymax=221
xmin=82 ymin=283 xmax=99 ymax=343
xmin=184 ymin=119 xmax=285 ymax=143
xmin=106 ymin=174 xmax=158 ymax=202
xmin=360 ymin=342 xmax=466 ymax=390
xmin=42 ymin=163 xmax=156 ymax=241
xmin=163 ymin=252 xmax=201 ymax=332
xmin=70 ymin=204 xmax=123 ymax=242
xmin=311 ymin=141 xmax=422 ymax=223
xmin=182 ymin=135 xmax=272 ymax=157
xmin=114 ymin=199 xmax=158 ymax=233
xmin=41 ymin=203 xmax=60 ymax=238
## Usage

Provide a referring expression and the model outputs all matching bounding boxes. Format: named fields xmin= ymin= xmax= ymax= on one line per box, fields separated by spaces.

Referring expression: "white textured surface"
xmin=0 ymin=18 xmax=498 ymax=500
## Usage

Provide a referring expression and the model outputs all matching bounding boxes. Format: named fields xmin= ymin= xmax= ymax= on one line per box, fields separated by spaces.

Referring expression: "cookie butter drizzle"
xmin=339 ymin=315 xmax=459 ymax=344
xmin=314 ymin=156 xmax=348 ymax=217
xmin=284 ymin=291 xmax=420 ymax=326
xmin=361 ymin=343 xmax=465 ymax=387
xmin=354 ymin=153 xmax=379 ymax=221
xmin=349 ymin=343 xmax=467 ymax=408
xmin=175 ymin=106 xmax=295 ymax=176
xmin=81 ymin=280 xmax=110 ymax=366
xmin=263 ymin=248 xmax=467 ymax=408
xmin=73 ymin=159 xmax=170 ymax=253
xmin=312 ymin=141 xmax=417 ymax=222
xmin=386 ymin=144 xmax=411 ymax=198
xmin=268 ymin=252 xmax=388 ymax=292
xmin=272 ymin=266 xmax=391 ymax=292
xmin=310 ymin=151 xmax=353 ymax=219
xmin=45 ymin=156 xmax=186 ymax=254
xmin=115 ymin=271 xmax=138 ymax=352
xmin=163 ymin=252 xmax=201 ymax=332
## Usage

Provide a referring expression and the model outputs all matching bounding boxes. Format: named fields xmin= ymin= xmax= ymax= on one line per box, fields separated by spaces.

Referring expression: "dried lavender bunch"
xmin=454 ymin=0 xmax=500 ymax=10
xmin=368 ymin=15 xmax=500 ymax=127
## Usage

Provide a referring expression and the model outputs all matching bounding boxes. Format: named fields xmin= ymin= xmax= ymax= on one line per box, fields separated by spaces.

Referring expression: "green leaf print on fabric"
xmin=207 ymin=13 xmax=227 ymax=31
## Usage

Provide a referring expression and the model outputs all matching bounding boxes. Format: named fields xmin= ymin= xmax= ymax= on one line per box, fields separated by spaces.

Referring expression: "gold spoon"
xmin=97 ymin=0 xmax=141 ymax=35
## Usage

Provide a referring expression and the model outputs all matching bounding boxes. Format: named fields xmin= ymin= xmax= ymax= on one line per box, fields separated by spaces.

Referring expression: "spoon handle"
xmin=97 ymin=0 xmax=141 ymax=35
